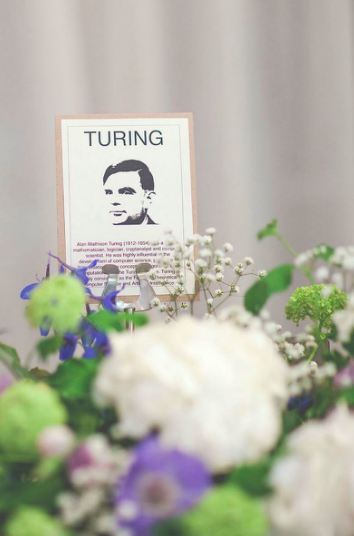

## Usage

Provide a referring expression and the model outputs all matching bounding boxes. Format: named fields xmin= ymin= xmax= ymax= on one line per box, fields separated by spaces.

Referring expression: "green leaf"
xmin=153 ymin=520 xmax=183 ymax=536
xmin=0 ymin=342 xmax=30 ymax=379
xmin=313 ymin=244 xmax=334 ymax=262
xmin=86 ymin=310 xmax=148 ymax=333
xmin=244 ymin=264 xmax=294 ymax=315
xmin=227 ymin=459 xmax=272 ymax=496
xmin=37 ymin=335 xmax=63 ymax=359
xmin=0 ymin=473 xmax=65 ymax=512
xmin=257 ymin=219 xmax=278 ymax=240
xmin=46 ymin=358 xmax=99 ymax=399
xmin=29 ymin=368 xmax=50 ymax=381
xmin=338 ymin=387 xmax=354 ymax=406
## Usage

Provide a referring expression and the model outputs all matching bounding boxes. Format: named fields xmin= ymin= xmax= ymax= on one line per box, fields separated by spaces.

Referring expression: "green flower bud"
xmin=0 ymin=381 xmax=67 ymax=456
xmin=5 ymin=507 xmax=71 ymax=536
xmin=179 ymin=485 xmax=268 ymax=536
xmin=26 ymin=275 xmax=86 ymax=334
xmin=285 ymin=284 xmax=347 ymax=330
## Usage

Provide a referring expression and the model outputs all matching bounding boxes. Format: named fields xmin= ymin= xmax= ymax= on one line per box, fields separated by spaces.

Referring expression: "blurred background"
xmin=1 ymin=0 xmax=354 ymax=362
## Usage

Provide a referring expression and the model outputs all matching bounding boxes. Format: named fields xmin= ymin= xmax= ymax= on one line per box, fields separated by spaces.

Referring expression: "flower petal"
xmin=20 ymin=282 xmax=39 ymax=300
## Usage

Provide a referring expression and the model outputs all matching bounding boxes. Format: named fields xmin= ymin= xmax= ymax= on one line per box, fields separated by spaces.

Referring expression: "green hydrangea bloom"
xmin=178 ymin=486 xmax=268 ymax=536
xmin=5 ymin=507 xmax=71 ymax=536
xmin=0 ymin=381 xmax=67 ymax=456
xmin=26 ymin=275 xmax=86 ymax=334
xmin=285 ymin=284 xmax=347 ymax=330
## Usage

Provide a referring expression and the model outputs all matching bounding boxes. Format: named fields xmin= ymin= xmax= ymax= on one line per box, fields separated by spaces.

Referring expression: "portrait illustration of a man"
xmin=103 ymin=159 xmax=157 ymax=225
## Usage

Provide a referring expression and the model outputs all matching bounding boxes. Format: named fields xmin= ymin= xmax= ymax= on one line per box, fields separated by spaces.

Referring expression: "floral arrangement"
xmin=1 ymin=220 xmax=354 ymax=536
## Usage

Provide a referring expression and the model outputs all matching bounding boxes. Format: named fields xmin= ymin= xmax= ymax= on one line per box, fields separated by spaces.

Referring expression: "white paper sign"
xmin=56 ymin=114 xmax=197 ymax=300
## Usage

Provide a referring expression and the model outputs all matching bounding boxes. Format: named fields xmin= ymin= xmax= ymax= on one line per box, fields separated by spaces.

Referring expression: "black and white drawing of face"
xmin=103 ymin=160 xmax=156 ymax=225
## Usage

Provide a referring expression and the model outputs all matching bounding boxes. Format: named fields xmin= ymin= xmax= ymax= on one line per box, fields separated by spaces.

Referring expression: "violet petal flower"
xmin=20 ymin=255 xmax=51 ymax=300
xmin=102 ymin=287 xmax=125 ymax=313
xmin=59 ymin=333 xmax=78 ymax=361
xmin=116 ymin=436 xmax=211 ymax=535
xmin=20 ymin=282 xmax=40 ymax=300
xmin=21 ymin=257 xmax=53 ymax=336
xmin=49 ymin=254 xmax=98 ymax=286
xmin=81 ymin=319 xmax=110 ymax=359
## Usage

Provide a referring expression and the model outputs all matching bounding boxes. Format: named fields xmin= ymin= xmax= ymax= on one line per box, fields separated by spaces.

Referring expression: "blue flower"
xmin=59 ymin=333 xmax=78 ymax=361
xmin=81 ymin=319 xmax=110 ymax=359
xmin=287 ymin=393 xmax=313 ymax=415
xmin=115 ymin=435 xmax=211 ymax=536
xmin=21 ymin=256 xmax=52 ymax=336
xmin=20 ymin=256 xmax=51 ymax=300
xmin=102 ymin=288 xmax=125 ymax=313
xmin=49 ymin=254 xmax=98 ymax=289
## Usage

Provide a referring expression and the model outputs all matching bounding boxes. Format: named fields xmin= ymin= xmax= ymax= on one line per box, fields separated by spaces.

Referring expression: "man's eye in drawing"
xmin=105 ymin=189 xmax=113 ymax=195
xmin=118 ymin=187 xmax=136 ymax=195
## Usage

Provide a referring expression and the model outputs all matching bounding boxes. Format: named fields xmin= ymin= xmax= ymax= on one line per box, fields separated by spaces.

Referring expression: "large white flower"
xmin=94 ymin=317 xmax=288 ymax=472
xmin=269 ymin=404 xmax=354 ymax=536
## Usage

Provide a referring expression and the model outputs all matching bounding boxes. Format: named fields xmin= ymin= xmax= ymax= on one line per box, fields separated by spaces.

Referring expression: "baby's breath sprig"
xmin=151 ymin=228 xmax=265 ymax=321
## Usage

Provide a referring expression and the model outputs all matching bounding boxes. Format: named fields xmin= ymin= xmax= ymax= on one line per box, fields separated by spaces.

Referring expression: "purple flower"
xmin=58 ymin=320 xmax=110 ymax=361
xmin=102 ymin=287 xmax=126 ymax=313
xmin=59 ymin=333 xmax=78 ymax=361
xmin=81 ymin=318 xmax=110 ymax=359
xmin=334 ymin=361 xmax=354 ymax=388
xmin=20 ymin=257 xmax=51 ymax=300
xmin=115 ymin=436 xmax=211 ymax=536
xmin=21 ymin=256 xmax=52 ymax=336
xmin=49 ymin=254 xmax=98 ymax=287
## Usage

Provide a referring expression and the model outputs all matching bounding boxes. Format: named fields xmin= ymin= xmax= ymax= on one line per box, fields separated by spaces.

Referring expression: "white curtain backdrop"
xmin=1 ymin=0 xmax=354 ymax=362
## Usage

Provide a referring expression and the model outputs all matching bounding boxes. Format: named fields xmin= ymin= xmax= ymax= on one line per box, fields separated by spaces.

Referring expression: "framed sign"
xmin=56 ymin=114 xmax=197 ymax=300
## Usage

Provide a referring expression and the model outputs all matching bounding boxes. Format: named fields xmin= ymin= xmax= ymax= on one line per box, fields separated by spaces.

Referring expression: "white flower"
xmin=269 ymin=405 xmax=354 ymax=536
xmin=315 ymin=266 xmax=329 ymax=283
xmin=150 ymin=298 xmax=160 ymax=308
xmin=214 ymin=289 xmax=223 ymax=297
xmin=216 ymin=274 xmax=224 ymax=282
xmin=214 ymin=249 xmax=224 ymax=258
xmin=258 ymin=270 xmax=267 ymax=278
xmin=199 ymin=248 xmax=212 ymax=258
xmin=37 ymin=425 xmax=75 ymax=457
xmin=234 ymin=266 xmax=244 ymax=276
xmin=244 ymin=257 xmax=254 ymax=266
xmin=231 ymin=285 xmax=240 ymax=293
xmin=205 ymin=227 xmax=216 ymax=235
xmin=321 ymin=286 xmax=333 ymax=298
xmin=223 ymin=243 xmax=233 ymax=253
xmin=205 ymin=273 xmax=216 ymax=282
xmin=180 ymin=302 xmax=188 ymax=310
xmin=333 ymin=292 xmax=354 ymax=342
xmin=294 ymin=250 xmax=313 ymax=268
xmin=224 ymin=257 xmax=233 ymax=266
xmin=331 ymin=246 xmax=354 ymax=271
xmin=260 ymin=310 xmax=271 ymax=320
xmin=332 ymin=272 xmax=344 ymax=290
xmin=207 ymin=298 xmax=214 ymax=306
xmin=95 ymin=318 xmax=289 ymax=472
xmin=195 ymin=259 xmax=207 ymax=270
xmin=202 ymin=235 xmax=213 ymax=247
